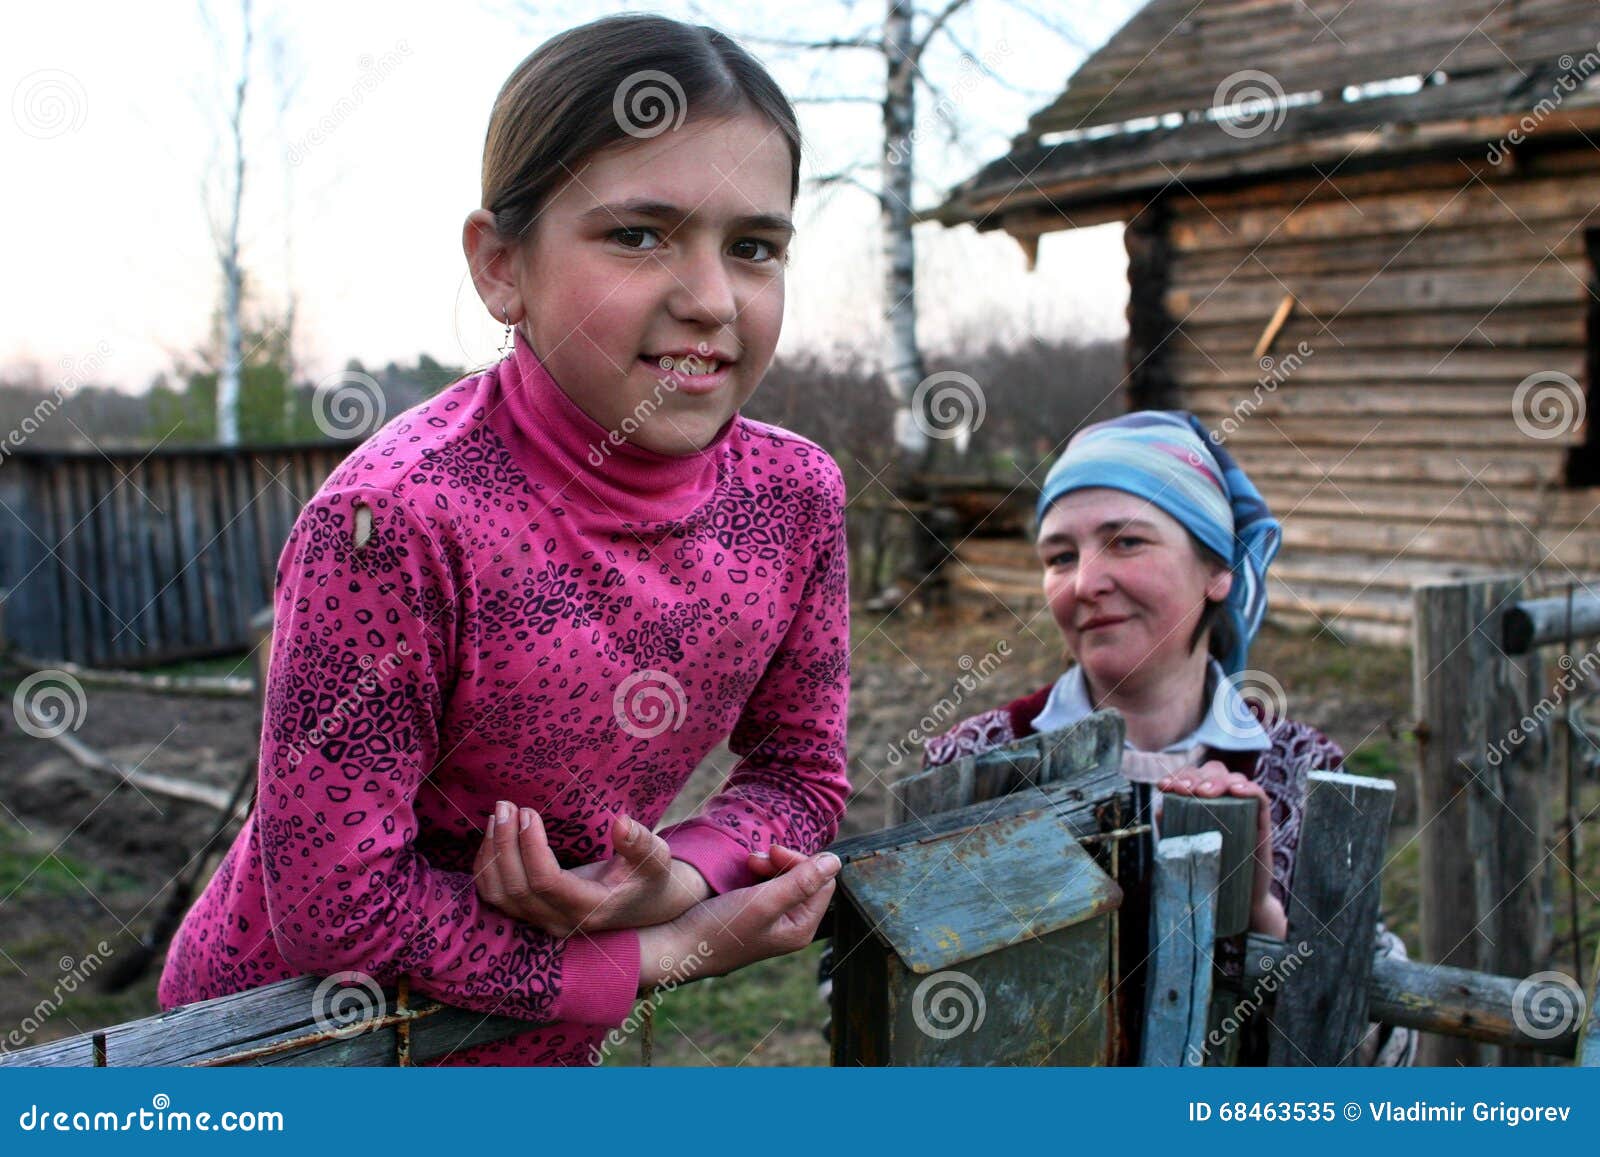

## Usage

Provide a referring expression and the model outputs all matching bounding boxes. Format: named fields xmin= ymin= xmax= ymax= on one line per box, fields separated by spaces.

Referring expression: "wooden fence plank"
xmin=1142 ymin=831 xmax=1222 ymax=1066
xmin=1267 ymin=771 xmax=1395 ymax=1066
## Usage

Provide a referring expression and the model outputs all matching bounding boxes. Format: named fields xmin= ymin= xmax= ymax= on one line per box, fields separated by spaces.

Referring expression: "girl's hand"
xmin=636 ymin=851 xmax=840 ymax=991
xmin=473 ymin=803 xmax=710 ymax=937
xmin=1156 ymin=763 xmax=1288 ymax=939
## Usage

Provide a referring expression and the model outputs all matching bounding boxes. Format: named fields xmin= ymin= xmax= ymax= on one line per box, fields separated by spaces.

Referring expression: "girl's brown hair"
xmin=482 ymin=14 xmax=801 ymax=240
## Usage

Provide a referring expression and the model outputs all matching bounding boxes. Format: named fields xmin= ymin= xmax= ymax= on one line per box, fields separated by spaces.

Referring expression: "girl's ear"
xmin=463 ymin=209 xmax=525 ymax=324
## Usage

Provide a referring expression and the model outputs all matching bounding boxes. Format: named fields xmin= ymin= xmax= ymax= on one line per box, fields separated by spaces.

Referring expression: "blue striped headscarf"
xmin=1035 ymin=411 xmax=1281 ymax=676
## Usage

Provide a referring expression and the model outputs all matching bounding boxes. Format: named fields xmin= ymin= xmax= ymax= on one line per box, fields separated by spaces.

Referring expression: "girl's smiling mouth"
xmin=642 ymin=350 xmax=736 ymax=394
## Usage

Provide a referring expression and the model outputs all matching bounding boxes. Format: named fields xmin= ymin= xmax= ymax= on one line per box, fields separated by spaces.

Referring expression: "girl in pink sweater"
xmin=157 ymin=14 xmax=849 ymax=1065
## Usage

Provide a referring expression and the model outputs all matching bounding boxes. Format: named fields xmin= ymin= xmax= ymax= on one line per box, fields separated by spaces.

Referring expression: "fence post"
xmin=1412 ymin=576 xmax=1554 ymax=1065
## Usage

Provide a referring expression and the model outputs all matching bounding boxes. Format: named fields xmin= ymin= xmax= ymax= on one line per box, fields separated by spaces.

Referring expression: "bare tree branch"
xmin=792 ymin=94 xmax=882 ymax=105
xmin=911 ymin=0 xmax=975 ymax=62
xmin=740 ymin=31 xmax=883 ymax=52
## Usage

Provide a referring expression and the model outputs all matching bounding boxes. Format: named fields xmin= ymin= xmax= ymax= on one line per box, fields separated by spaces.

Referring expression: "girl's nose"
xmin=668 ymin=245 xmax=738 ymax=327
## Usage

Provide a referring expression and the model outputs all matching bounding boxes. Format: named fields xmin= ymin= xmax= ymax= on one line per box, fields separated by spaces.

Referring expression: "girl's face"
xmin=508 ymin=112 xmax=792 ymax=456
xmin=1035 ymin=488 xmax=1232 ymax=696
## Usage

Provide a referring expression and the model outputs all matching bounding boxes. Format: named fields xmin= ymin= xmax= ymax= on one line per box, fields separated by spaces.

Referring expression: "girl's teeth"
xmin=657 ymin=355 xmax=719 ymax=376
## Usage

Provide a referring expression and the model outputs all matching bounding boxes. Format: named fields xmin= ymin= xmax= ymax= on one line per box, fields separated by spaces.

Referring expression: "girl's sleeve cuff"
xmin=549 ymin=929 xmax=640 ymax=1026
xmin=659 ymin=822 xmax=758 ymax=896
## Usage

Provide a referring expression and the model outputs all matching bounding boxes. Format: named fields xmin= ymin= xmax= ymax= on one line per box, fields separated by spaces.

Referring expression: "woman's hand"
xmin=1156 ymin=762 xmax=1288 ymax=939
xmin=472 ymin=802 xmax=711 ymax=937
xmin=636 ymin=850 xmax=840 ymax=991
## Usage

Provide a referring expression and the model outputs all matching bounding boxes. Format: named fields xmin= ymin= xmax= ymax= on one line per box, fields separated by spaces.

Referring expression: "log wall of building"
xmin=951 ymin=145 xmax=1600 ymax=645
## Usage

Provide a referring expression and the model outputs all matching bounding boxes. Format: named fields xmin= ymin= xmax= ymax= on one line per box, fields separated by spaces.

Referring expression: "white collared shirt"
xmin=1030 ymin=657 xmax=1272 ymax=755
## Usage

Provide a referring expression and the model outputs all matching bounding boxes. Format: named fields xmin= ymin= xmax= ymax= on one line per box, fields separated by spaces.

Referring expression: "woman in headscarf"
xmin=916 ymin=411 xmax=1415 ymax=1064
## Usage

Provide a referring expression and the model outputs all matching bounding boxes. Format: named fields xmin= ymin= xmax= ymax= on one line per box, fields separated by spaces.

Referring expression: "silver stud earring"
xmin=498 ymin=308 xmax=515 ymax=358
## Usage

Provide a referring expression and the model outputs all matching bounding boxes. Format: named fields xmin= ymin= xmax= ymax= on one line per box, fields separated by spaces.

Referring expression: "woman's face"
xmin=507 ymin=111 xmax=792 ymax=456
xmin=1036 ymin=487 xmax=1232 ymax=696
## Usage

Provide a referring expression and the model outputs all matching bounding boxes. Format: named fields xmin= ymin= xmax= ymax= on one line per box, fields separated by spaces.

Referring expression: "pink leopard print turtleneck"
xmin=157 ymin=331 xmax=851 ymax=1065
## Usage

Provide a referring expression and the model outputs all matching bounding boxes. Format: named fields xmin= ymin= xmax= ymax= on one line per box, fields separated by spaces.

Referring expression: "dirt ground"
xmin=0 ymin=605 xmax=1455 ymax=1064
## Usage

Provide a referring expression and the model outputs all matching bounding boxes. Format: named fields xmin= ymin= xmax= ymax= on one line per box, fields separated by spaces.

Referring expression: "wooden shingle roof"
xmin=938 ymin=0 xmax=1600 ymax=230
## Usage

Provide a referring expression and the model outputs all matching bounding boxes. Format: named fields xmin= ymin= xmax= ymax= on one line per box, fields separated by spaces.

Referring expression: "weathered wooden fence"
xmin=1413 ymin=576 xmax=1600 ymax=1064
xmin=1 ymin=706 xmax=1595 ymax=1067
xmin=0 ymin=442 xmax=347 ymax=666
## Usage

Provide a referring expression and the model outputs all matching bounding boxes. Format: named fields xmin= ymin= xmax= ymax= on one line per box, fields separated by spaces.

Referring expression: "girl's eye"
xmin=1114 ymin=535 xmax=1146 ymax=549
xmin=611 ymin=226 xmax=663 ymax=251
xmin=730 ymin=238 xmax=780 ymax=262
xmin=1045 ymin=551 xmax=1076 ymax=568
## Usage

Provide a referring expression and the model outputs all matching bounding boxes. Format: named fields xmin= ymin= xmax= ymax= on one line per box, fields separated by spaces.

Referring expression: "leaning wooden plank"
xmin=7 ymin=652 xmax=256 ymax=697
xmin=1142 ymin=831 xmax=1222 ymax=1066
xmin=37 ymin=729 xmax=240 ymax=814
xmin=1266 ymin=771 xmax=1395 ymax=1066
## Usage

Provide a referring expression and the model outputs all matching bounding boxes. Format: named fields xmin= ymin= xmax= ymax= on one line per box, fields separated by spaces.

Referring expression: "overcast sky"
xmin=3 ymin=0 xmax=1143 ymax=392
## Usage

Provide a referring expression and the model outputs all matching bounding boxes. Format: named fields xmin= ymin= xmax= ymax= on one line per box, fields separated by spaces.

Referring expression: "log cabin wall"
xmin=1167 ymin=144 xmax=1600 ymax=643
xmin=946 ymin=144 xmax=1600 ymax=646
